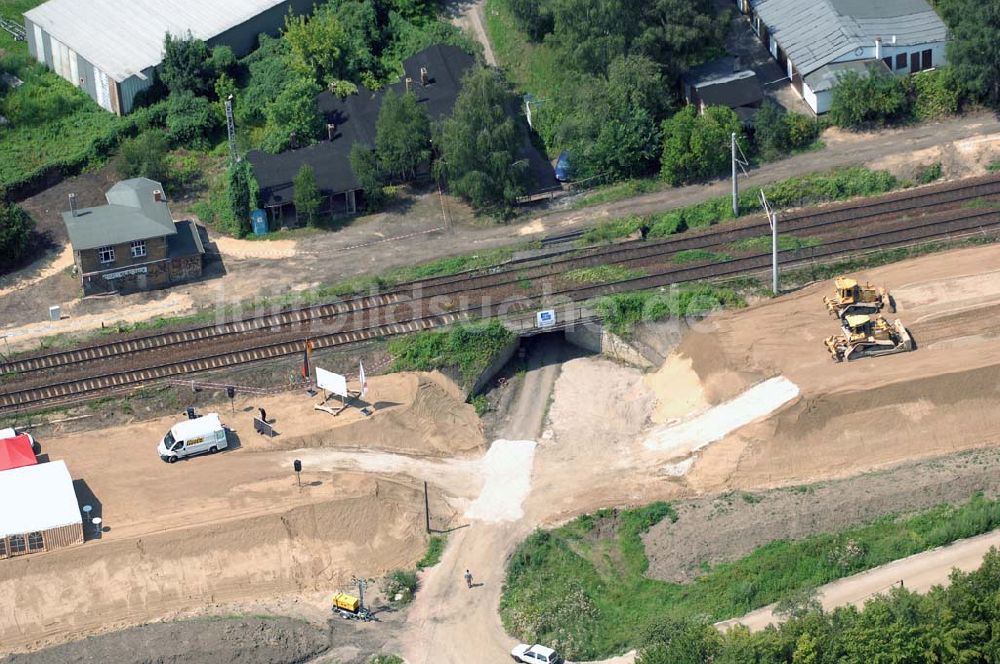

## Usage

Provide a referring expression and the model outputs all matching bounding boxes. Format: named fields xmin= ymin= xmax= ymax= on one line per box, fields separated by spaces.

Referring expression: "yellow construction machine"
xmin=824 ymin=314 xmax=913 ymax=362
xmin=823 ymin=277 xmax=893 ymax=320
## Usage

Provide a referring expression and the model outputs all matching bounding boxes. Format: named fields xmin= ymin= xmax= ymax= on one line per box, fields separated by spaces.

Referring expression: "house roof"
xmin=803 ymin=58 xmax=892 ymax=93
xmin=696 ymin=73 xmax=763 ymax=108
xmin=63 ymin=178 xmax=176 ymax=251
xmin=750 ymin=0 xmax=947 ymax=77
xmin=25 ymin=0 xmax=292 ymax=82
xmin=0 ymin=435 xmax=37 ymax=472
xmin=249 ymin=45 xmax=475 ymax=205
xmin=0 ymin=460 xmax=81 ymax=538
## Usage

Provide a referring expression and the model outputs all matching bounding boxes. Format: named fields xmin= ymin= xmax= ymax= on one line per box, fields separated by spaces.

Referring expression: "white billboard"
xmin=316 ymin=367 xmax=348 ymax=398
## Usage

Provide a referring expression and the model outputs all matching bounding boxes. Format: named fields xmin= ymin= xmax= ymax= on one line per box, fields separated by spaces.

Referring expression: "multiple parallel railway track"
xmin=3 ymin=174 xmax=1000 ymax=414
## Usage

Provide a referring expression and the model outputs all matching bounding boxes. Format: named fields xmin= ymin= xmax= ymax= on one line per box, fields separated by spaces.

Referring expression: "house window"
xmin=131 ymin=240 xmax=147 ymax=258
xmin=8 ymin=534 xmax=25 ymax=555
xmin=911 ymin=52 xmax=920 ymax=73
xmin=0 ymin=537 xmax=6 ymax=558
xmin=98 ymin=245 xmax=115 ymax=264
xmin=922 ymin=49 xmax=932 ymax=70
xmin=896 ymin=53 xmax=907 ymax=70
xmin=27 ymin=532 xmax=44 ymax=552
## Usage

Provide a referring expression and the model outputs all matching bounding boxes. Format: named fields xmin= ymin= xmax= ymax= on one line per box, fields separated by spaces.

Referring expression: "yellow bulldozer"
xmin=825 ymin=314 xmax=913 ymax=362
xmin=823 ymin=276 xmax=893 ymax=320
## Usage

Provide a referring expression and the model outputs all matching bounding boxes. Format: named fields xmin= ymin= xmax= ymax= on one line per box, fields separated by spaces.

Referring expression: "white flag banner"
xmin=359 ymin=362 xmax=368 ymax=398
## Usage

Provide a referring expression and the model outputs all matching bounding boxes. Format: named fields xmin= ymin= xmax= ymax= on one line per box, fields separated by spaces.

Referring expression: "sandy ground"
xmin=718 ymin=528 xmax=1000 ymax=632
xmin=0 ymin=372 xmax=481 ymax=654
xmin=11 ymin=242 xmax=1000 ymax=661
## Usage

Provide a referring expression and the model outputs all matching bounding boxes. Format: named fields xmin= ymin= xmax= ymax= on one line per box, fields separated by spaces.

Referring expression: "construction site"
xmin=1 ymin=218 xmax=1000 ymax=661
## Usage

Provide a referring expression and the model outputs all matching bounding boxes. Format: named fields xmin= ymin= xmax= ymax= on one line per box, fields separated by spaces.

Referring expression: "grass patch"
xmin=500 ymin=493 xmax=1000 ymax=659
xmin=963 ymin=197 xmax=1000 ymax=209
xmin=563 ymin=265 xmax=646 ymax=284
xmin=369 ymin=656 xmax=405 ymax=664
xmin=571 ymin=178 xmax=665 ymax=209
xmin=594 ymin=284 xmax=748 ymax=336
xmin=672 ymin=249 xmax=732 ymax=264
xmin=727 ymin=235 xmax=822 ymax=253
xmin=987 ymin=158 xmax=1000 ymax=172
xmin=579 ymin=167 xmax=901 ymax=244
xmin=578 ymin=215 xmax=645 ymax=246
xmin=387 ymin=319 xmax=514 ymax=387
xmin=915 ymin=161 xmax=943 ymax=184
xmin=417 ymin=535 xmax=448 ymax=570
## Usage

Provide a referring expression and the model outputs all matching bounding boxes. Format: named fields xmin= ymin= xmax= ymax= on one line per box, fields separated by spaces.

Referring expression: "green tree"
xmin=161 ymin=32 xmax=212 ymax=96
xmin=752 ymin=98 xmax=790 ymax=161
xmin=225 ymin=160 xmax=259 ymax=237
xmin=830 ymin=66 xmax=910 ymax=128
xmin=293 ymin=163 xmax=323 ymax=226
xmin=261 ymin=77 xmax=322 ymax=153
xmin=208 ymin=45 xmax=237 ymax=78
xmin=282 ymin=7 xmax=352 ymax=87
xmin=0 ymin=202 xmax=34 ymax=272
xmin=942 ymin=0 xmax=1000 ymax=108
xmin=376 ymin=90 xmax=431 ymax=180
xmin=349 ymin=143 xmax=385 ymax=208
xmin=165 ymin=90 xmax=219 ymax=149
xmin=238 ymin=35 xmax=293 ymax=124
xmin=507 ymin=0 xmax=554 ymax=41
xmin=548 ymin=0 xmax=645 ymax=74
xmin=117 ymin=129 xmax=171 ymax=183
xmin=436 ymin=68 xmax=529 ymax=214
xmin=660 ymin=105 xmax=744 ymax=185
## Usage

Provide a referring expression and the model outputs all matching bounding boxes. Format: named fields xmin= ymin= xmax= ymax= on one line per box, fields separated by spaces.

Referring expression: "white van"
xmin=157 ymin=413 xmax=228 ymax=463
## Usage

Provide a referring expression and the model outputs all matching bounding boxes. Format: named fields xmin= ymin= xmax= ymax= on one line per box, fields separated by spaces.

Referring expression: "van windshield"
xmin=164 ymin=431 xmax=175 ymax=446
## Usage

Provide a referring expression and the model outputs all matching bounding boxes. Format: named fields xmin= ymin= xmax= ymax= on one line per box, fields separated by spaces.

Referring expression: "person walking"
xmin=464 ymin=569 xmax=473 ymax=589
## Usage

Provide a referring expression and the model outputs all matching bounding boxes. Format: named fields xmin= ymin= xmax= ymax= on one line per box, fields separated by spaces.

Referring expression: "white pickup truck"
xmin=511 ymin=644 xmax=563 ymax=664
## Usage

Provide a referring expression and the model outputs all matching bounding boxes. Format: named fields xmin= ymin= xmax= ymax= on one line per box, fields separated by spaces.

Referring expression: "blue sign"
xmin=251 ymin=209 xmax=268 ymax=236
xmin=536 ymin=310 xmax=556 ymax=328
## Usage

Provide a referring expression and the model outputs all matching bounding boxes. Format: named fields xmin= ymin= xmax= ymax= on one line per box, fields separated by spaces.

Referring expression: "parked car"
xmin=157 ymin=413 xmax=228 ymax=463
xmin=554 ymin=150 xmax=572 ymax=182
xmin=511 ymin=644 xmax=563 ymax=664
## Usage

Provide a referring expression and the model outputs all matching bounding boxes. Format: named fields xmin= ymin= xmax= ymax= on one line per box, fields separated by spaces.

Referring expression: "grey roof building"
xmin=739 ymin=0 xmax=948 ymax=113
xmin=681 ymin=56 xmax=764 ymax=119
xmin=24 ymin=0 xmax=315 ymax=114
xmin=63 ymin=178 xmax=205 ymax=295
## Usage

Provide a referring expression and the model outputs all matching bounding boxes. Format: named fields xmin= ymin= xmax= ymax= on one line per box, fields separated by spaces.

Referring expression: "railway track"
xmin=3 ymin=204 xmax=999 ymax=414
xmin=7 ymin=174 xmax=1000 ymax=382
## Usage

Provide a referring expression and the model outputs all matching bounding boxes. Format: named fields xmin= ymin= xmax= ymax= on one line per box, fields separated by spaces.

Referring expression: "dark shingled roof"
xmin=683 ymin=57 xmax=764 ymax=109
xmin=249 ymin=44 xmax=558 ymax=207
xmin=249 ymin=44 xmax=474 ymax=207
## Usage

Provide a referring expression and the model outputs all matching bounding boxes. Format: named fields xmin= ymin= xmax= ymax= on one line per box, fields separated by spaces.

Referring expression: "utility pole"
xmin=731 ymin=132 xmax=739 ymax=217
xmin=759 ymin=190 xmax=779 ymax=295
xmin=225 ymin=95 xmax=238 ymax=165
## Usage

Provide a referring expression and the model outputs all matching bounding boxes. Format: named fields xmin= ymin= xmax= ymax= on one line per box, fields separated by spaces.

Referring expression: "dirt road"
xmin=718 ymin=529 xmax=1000 ymax=632
xmin=446 ymin=0 xmax=497 ymax=66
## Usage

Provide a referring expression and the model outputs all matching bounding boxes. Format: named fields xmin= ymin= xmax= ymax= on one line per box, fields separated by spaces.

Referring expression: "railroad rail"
xmin=3 ymin=205 xmax=998 ymax=414
xmin=6 ymin=174 xmax=1000 ymax=381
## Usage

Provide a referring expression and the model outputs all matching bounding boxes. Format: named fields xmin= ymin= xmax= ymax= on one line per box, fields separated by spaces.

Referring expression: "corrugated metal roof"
xmin=803 ymin=58 xmax=892 ymax=93
xmin=63 ymin=178 xmax=177 ymax=251
xmin=750 ymin=0 xmax=947 ymax=77
xmin=25 ymin=0 xmax=290 ymax=81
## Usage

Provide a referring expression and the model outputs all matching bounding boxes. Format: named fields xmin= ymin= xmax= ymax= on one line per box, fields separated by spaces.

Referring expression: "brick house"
xmin=63 ymin=178 xmax=205 ymax=295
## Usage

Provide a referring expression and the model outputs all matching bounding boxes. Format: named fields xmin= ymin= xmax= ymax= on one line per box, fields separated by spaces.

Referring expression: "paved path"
xmin=717 ymin=529 xmax=1000 ymax=632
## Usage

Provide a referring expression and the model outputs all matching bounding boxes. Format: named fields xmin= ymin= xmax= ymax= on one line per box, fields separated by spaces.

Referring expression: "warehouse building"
xmin=0 ymin=461 xmax=83 ymax=559
xmin=63 ymin=178 xmax=206 ymax=295
xmin=735 ymin=0 xmax=948 ymax=114
xmin=23 ymin=0 xmax=315 ymax=115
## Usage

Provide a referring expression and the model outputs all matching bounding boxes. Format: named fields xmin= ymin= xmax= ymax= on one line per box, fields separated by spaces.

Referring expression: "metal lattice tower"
xmin=225 ymin=95 xmax=239 ymax=164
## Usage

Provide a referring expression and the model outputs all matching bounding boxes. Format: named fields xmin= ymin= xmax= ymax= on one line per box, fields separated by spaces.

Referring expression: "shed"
xmin=0 ymin=435 xmax=38 ymax=472
xmin=0 ymin=460 xmax=83 ymax=559
xmin=682 ymin=57 xmax=763 ymax=116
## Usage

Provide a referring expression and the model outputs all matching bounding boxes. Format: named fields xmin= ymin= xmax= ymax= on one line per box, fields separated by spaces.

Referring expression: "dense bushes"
xmin=753 ymin=99 xmax=821 ymax=161
xmin=831 ymin=65 xmax=964 ymax=129
xmin=501 ymin=494 xmax=1000 ymax=660
xmin=0 ymin=201 xmax=35 ymax=272
xmin=117 ymin=129 xmax=171 ymax=183
xmin=388 ymin=319 xmax=514 ymax=386
xmin=934 ymin=0 xmax=1000 ymax=109
xmin=660 ymin=106 xmax=745 ymax=185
